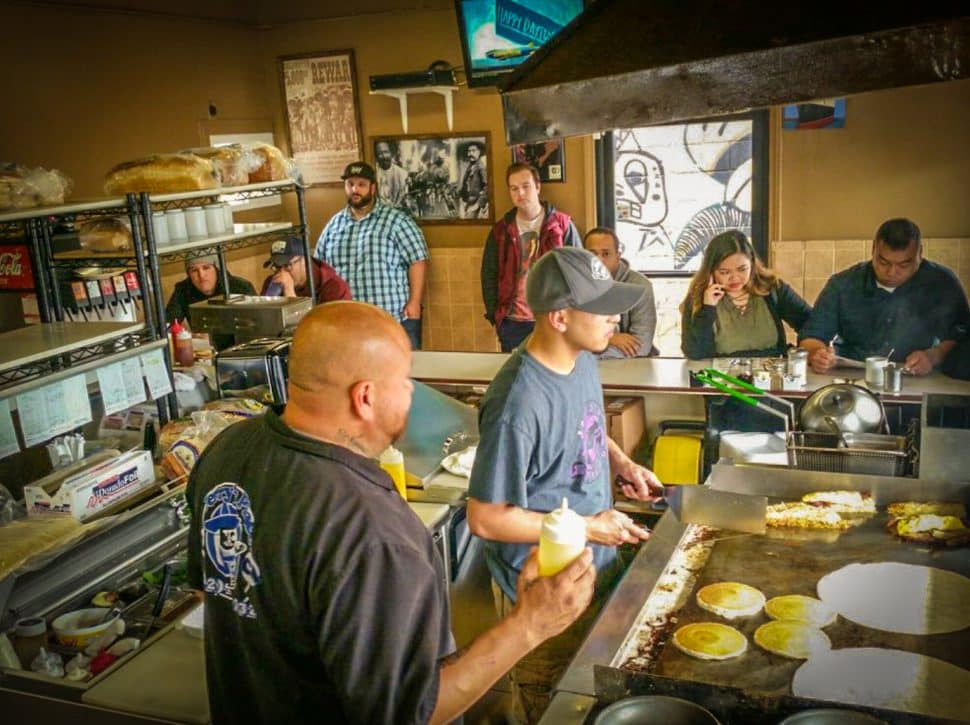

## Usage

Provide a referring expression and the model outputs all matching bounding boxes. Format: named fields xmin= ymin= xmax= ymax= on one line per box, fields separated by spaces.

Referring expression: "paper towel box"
xmin=25 ymin=449 xmax=155 ymax=521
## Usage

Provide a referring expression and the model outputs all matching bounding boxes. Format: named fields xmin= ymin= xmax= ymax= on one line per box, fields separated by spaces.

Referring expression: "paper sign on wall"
xmin=15 ymin=375 xmax=92 ymax=447
xmin=140 ymin=349 xmax=174 ymax=399
xmin=0 ymin=399 xmax=20 ymax=459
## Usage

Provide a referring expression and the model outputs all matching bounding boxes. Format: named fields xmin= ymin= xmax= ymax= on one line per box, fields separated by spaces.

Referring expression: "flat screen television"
xmin=455 ymin=0 xmax=585 ymax=88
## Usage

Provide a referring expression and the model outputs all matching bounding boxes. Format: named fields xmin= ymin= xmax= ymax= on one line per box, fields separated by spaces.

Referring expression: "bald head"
xmin=288 ymin=301 xmax=410 ymax=394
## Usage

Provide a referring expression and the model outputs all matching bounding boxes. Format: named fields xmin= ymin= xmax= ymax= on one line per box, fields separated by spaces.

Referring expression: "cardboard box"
xmin=604 ymin=396 xmax=646 ymax=457
xmin=25 ymin=449 xmax=155 ymax=521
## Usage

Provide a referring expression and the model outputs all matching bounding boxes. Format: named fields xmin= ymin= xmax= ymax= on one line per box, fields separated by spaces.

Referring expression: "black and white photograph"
xmin=511 ymin=138 xmax=566 ymax=183
xmin=371 ymin=132 xmax=493 ymax=224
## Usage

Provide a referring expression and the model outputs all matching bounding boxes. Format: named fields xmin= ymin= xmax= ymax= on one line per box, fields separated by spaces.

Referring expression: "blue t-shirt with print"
xmin=468 ymin=348 xmax=613 ymax=601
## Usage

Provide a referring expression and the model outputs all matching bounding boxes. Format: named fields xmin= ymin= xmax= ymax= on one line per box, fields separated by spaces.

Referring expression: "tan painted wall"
xmin=256 ymin=8 xmax=594 ymax=248
xmin=775 ymin=79 xmax=970 ymax=241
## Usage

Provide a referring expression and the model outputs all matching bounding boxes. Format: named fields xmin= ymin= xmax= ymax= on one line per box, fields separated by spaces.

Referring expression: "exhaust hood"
xmin=499 ymin=0 xmax=969 ymax=144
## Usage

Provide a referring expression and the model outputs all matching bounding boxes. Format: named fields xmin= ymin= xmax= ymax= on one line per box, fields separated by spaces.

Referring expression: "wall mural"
xmin=614 ymin=120 xmax=753 ymax=273
xmin=613 ymin=120 xmax=754 ymax=355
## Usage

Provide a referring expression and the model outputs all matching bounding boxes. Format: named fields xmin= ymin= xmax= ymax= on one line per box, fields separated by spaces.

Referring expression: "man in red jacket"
xmin=481 ymin=162 xmax=581 ymax=352
xmin=260 ymin=235 xmax=350 ymax=304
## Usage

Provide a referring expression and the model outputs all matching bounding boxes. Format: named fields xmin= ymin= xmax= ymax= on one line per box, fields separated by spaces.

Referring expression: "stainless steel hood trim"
xmin=501 ymin=17 xmax=969 ymax=144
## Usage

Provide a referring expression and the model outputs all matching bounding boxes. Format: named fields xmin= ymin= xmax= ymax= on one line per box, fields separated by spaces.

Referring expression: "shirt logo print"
xmin=571 ymin=401 xmax=607 ymax=482
xmin=201 ymin=482 xmax=262 ymax=619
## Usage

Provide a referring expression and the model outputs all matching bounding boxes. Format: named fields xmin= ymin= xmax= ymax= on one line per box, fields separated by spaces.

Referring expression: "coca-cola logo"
xmin=0 ymin=251 xmax=23 ymax=277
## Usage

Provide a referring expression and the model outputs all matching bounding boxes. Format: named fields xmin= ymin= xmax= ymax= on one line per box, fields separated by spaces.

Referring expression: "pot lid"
xmin=800 ymin=384 xmax=884 ymax=434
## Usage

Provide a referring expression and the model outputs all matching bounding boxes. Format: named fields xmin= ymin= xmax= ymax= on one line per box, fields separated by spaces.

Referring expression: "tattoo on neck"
xmin=336 ymin=428 xmax=367 ymax=454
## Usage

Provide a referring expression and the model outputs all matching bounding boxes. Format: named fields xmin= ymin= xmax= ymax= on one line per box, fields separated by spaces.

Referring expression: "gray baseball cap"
xmin=526 ymin=247 xmax=645 ymax=315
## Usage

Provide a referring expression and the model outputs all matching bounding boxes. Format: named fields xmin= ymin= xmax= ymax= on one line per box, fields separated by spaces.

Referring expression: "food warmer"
xmin=0 ymin=485 xmax=200 ymax=722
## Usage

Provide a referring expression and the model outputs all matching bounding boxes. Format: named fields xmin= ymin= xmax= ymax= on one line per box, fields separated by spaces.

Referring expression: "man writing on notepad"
xmin=798 ymin=218 xmax=968 ymax=376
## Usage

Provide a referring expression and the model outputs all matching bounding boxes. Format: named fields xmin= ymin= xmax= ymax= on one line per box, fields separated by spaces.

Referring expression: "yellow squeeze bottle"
xmin=379 ymin=445 xmax=408 ymax=500
xmin=538 ymin=498 xmax=587 ymax=576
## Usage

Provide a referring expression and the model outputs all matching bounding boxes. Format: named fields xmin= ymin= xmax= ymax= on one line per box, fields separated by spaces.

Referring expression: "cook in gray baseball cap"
xmin=526 ymin=247 xmax=645 ymax=316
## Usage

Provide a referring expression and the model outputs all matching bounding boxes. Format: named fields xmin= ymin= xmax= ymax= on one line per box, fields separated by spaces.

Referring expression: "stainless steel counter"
xmin=411 ymin=352 xmax=970 ymax=403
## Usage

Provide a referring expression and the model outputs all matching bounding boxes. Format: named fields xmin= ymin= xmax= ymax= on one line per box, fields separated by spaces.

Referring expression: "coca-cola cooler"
xmin=0 ymin=243 xmax=33 ymax=333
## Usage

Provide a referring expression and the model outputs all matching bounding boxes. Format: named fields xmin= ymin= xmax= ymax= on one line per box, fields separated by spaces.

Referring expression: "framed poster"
xmin=278 ymin=50 xmax=363 ymax=186
xmin=511 ymin=138 xmax=565 ymax=183
xmin=371 ymin=132 xmax=493 ymax=224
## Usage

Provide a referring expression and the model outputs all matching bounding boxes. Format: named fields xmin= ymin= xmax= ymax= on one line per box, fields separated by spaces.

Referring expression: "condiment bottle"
xmin=379 ymin=445 xmax=407 ymax=500
xmin=538 ymin=498 xmax=587 ymax=576
xmin=12 ymin=617 xmax=48 ymax=669
xmin=175 ymin=322 xmax=195 ymax=367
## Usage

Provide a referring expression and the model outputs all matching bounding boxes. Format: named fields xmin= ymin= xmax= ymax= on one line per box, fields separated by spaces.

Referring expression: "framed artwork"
xmin=511 ymin=138 xmax=566 ymax=183
xmin=370 ymin=132 xmax=493 ymax=224
xmin=278 ymin=50 xmax=364 ymax=186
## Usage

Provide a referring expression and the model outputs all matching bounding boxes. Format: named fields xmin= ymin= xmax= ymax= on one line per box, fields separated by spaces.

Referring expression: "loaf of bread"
xmin=78 ymin=217 xmax=133 ymax=252
xmin=181 ymin=145 xmax=250 ymax=188
xmin=242 ymin=142 xmax=290 ymax=183
xmin=103 ymin=153 xmax=219 ymax=195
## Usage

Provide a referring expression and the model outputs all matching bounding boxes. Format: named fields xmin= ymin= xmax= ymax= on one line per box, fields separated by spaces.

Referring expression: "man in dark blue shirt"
xmin=799 ymin=218 xmax=969 ymax=375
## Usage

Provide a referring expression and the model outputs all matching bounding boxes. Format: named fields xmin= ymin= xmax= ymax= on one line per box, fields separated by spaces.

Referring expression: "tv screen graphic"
xmin=455 ymin=0 xmax=585 ymax=87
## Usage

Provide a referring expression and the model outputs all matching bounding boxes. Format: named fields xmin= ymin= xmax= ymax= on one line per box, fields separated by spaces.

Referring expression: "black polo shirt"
xmin=187 ymin=411 xmax=452 ymax=724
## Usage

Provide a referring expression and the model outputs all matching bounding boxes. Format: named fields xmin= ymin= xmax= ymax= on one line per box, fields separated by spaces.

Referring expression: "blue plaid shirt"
xmin=314 ymin=201 xmax=429 ymax=320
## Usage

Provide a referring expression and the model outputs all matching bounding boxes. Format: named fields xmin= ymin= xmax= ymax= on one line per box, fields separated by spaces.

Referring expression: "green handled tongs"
xmin=694 ymin=367 xmax=795 ymax=434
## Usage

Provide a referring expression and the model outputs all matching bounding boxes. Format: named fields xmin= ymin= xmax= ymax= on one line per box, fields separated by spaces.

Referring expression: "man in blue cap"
xmin=260 ymin=234 xmax=350 ymax=304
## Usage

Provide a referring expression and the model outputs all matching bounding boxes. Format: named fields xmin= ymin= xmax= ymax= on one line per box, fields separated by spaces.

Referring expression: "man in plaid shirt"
xmin=315 ymin=162 xmax=429 ymax=349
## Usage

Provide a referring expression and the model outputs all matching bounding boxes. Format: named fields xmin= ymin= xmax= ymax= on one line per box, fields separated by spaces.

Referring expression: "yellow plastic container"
xmin=653 ymin=435 xmax=702 ymax=485
xmin=379 ymin=446 xmax=408 ymax=500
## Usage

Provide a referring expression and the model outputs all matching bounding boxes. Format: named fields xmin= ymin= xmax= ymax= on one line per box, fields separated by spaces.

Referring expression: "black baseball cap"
xmin=264 ymin=235 xmax=305 ymax=268
xmin=340 ymin=161 xmax=376 ymax=182
xmin=527 ymin=247 xmax=645 ymax=315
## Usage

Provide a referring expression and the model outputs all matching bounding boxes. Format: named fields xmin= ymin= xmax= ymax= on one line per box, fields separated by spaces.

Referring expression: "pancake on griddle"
xmin=754 ymin=620 xmax=831 ymax=659
xmin=671 ymin=622 xmax=747 ymax=660
xmin=696 ymin=582 xmax=765 ymax=618
xmin=764 ymin=594 xmax=837 ymax=628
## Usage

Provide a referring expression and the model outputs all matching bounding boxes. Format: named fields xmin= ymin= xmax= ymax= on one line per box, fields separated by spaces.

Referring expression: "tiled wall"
xmin=424 ymin=239 xmax=970 ymax=353
xmin=424 ymin=247 xmax=500 ymax=352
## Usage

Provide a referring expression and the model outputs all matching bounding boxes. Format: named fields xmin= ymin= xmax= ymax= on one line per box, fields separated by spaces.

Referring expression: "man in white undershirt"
xmin=480 ymin=162 xmax=581 ymax=351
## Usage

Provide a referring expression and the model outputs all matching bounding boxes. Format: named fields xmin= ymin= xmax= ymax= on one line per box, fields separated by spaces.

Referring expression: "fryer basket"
xmin=786 ymin=431 xmax=909 ymax=477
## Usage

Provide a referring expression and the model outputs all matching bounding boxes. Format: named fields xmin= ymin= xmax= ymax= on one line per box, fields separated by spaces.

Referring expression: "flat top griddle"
xmin=624 ymin=514 xmax=970 ymax=692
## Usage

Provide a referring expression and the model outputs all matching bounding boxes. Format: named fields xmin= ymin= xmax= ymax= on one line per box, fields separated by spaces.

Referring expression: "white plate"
xmin=441 ymin=445 xmax=477 ymax=477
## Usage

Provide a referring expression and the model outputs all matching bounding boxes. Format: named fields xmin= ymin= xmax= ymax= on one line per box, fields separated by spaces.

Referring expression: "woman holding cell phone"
xmin=680 ymin=230 xmax=812 ymax=359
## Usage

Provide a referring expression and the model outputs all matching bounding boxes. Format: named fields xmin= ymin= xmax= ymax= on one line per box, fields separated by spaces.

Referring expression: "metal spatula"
xmin=663 ymin=485 xmax=767 ymax=534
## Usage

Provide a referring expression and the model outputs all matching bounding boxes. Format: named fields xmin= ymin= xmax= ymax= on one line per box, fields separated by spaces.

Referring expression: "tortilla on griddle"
xmin=817 ymin=562 xmax=970 ymax=635
xmin=764 ymin=594 xmax=837 ymax=628
xmin=671 ymin=622 xmax=747 ymax=660
xmin=793 ymin=648 xmax=970 ymax=721
xmin=696 ymin=582 xmax=765 ymax=619
xmin=754 ymin=620 xmax=831 ymax=659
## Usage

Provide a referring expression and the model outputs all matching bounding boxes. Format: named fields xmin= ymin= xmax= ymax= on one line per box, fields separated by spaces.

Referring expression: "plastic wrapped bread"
xmin=241 ymin=142 xmax=291 ymax=183
xmin=78 ymin=217 xmax=132 ymax=252
xmin=0 ymin=162 xmax=73 ymax=210
xmin=181 ymin=145 xmax=250 ymax=187
xmin=103 ymin=153 xmax=219 ymax=195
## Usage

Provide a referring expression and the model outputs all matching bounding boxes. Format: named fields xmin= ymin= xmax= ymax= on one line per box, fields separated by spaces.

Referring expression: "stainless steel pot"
xmin=799 ymin=383 xmax=885 ymax=434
